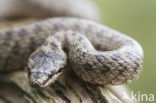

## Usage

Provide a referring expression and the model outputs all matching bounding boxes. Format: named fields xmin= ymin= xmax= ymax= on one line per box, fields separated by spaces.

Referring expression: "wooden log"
xmin=0 ymin=68 xmax=137 ymax=103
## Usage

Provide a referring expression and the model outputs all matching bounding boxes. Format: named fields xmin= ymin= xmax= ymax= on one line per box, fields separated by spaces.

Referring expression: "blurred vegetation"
xmin=93 ymin=0 xmax=156 ymax=97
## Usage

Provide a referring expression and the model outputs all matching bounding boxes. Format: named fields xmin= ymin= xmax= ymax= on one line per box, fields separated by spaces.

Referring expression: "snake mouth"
xmin=41 ymin=71 xmax=63 ymax=88
xmin=28 ymin=67 xmax=64 ymax=88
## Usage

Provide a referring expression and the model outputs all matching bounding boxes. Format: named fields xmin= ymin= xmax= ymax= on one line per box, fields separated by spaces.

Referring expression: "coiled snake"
xmin=0 ymin=0 xmax=144 ymax=88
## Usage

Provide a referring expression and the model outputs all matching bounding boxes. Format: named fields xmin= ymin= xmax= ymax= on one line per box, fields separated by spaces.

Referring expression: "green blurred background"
xmin=93 ymin=0 xmax=156 ymax=97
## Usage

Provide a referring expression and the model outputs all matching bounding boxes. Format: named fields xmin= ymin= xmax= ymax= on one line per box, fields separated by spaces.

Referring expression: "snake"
xmin=0 ymin=0 xmax=144 ymax=88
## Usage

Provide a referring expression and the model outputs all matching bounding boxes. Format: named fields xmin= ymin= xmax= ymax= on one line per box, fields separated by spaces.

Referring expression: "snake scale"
xmin=0 ymin=0 xmax=144 ymax=88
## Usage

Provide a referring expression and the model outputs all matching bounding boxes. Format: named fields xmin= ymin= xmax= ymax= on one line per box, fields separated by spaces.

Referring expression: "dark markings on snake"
xmin=87 ymin=24 xmax=94 ymax=31
xmin=50 ymin=42 xmax=58 ymax=47
xmin=18 ymin=28 xmax=27 ymax=37
xmin=113 ymin=53 xmax=122 ymax=60
xmin=12 ymin=41 xmax=20 ymax=54
xmin=115 ymin=70 xmax=122 ymax=76
xmin=53 ymin=23 xmax=62 ymax=30
xmin=34 ymin=24 xmax=42 ymax=33
xmin=82 ymin=52 xmax=87 ymax=57
xmin=46 ymin=51 xmax=64 ymax=61
xmin=29 ymin=38 xmax=38 ymax=51
xmin=33 ymin=56 xmax=52 ymax=72
xmin=97 ymin=64 xmax=109 ymax=73
xmin=42 ymin=57 xmax=52 ymax=70
xmin=111 ymin=56 xmax=128 ymax=68
xmin=96 ymin=54 xmax=106 ymax=60
xmin=84 ymin=63 xmax=93 ymax=70
xmin=31 ymin=51 xmax=64 ymax=72
xmin=31 ymin=50 xmax=45 ymax=59
xmin=125 ymin=52 xmax=133 ymax=60
xmin=6 ymin=29 xmax=13 ymax=40
xmin=95 ymin=55 xmax=111 ymax=72
xmin=111 ymin=56 xmax=119 ymax=62
xmin=97 ymin=29 xmax=104 ymax=36
xmin=134 ymin=62 xmax=139 ymax=67
xmin=42 ymin=40 xmax=49 ymax=46
xmin=74 ymin=23 xmax=80 ymax=29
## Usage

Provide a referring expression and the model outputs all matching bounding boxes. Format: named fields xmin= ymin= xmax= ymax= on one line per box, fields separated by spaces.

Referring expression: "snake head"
xmin=27 ymin=49 xmax=66 ymax=88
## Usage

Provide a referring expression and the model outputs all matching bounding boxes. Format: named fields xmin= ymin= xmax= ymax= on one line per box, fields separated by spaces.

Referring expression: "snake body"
xmin=0 ymin=0 xmax=143 ymax=88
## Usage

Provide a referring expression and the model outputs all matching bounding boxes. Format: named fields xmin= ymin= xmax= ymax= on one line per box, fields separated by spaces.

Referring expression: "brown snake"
xmin=0 ymin=0 xmax=144 ymax=88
